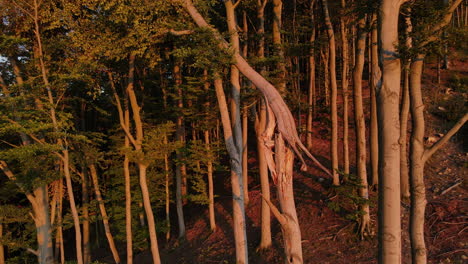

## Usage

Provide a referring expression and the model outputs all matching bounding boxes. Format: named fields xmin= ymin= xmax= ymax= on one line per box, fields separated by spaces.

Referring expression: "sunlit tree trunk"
xmin=322 ymin=0 xmax=340 ymax=185
xmin=123 ymin=99 xmax=133 ymax=264
xmin=369 ymin=14 xmax=380 ymax=188
xmin=353 ymin=17 xmax=371 ymax=237
xmin=378 ymin=0 xmax=402 ymax=262
xmin=255 ymin=98 xmax=272 ymax=250
xmin=400 ymin=10 xmax=412 ymax=200
xmin=125 ymin=53 xmax=161 ymax=264
xmin=81 ymin=168 xmax=90 ymax=264
xmin=205 ymin=130 xmax=216 ymax=231
xmin=174 ymin=63 xmax=186 ymax=239
xmin=225 ymin=1 xmax=248 ymax=262
xmin=256 ymin=0 xmax=272 ymax=250
xmin=54 ymin=179 xmax=65 ymax=264
xmin=307 ymin=2 xmax=316 ymax=150
xmin=273 ymin=0 xmax=287 ymax=94
xmin=408 ymin=2 xmax=464 ymax=262
xmin=242 ymin=109 xmax=249 ymax=205
xmin=89 ymin=165 xmax=121 ymax=263
xmin=214 ymin=75 xmax=248 ymax=264
xmin=340 ymin=0 xmax=350 ymax=175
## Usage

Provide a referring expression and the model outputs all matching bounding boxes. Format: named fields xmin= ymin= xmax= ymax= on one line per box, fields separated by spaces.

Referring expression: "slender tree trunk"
xmin=123 ymin=100 xmax=133 ymax=264
xmin=242 ymin=109 xmax=249 ymax=205
xmin=307 ymin=3 xmax=316 ymax=150
xmin=225 ymin=2 xmax=248 ymax=263
xmin=369 ymin=14 xmax=380 ymax=188
xmin=273 ymin=0 xmax=287 ymax=95
xmin=322 ymin=0 xmax=340 ymax=185
xmin=81 ymin=169 xmax=90 ymax=264
xmin=256 ymin=0 xmax=272 ymax=250
xmin=125 ymin=53 xmax=161 ymax=264
xmin=353 ymin=17 xmax=371 ymax=237
xmin=214 ymin=75 xmax=248 ymax=264
xmin=340 ymin=0 xmax=350 ymax=175
xmin=89 ymin=165 xmax=121 ymax=263
xmin=256 ymin=99 xmax=272 ymax=250
xmin=174 ymin=63 xmax=186 ymax=239
xmin=62 ymin=152 xmax=84 ymax=264
xmin=54 ymin=179 xmax=65 ymax=264
xmin=164 ymin=135 xmax=171 ymax=240
xmin=378 ymin=0 xmax=402 ymax=262
xmin=400 ymin=10 xmax=412 ymax=200
xmin=204 ymin=130 xmax=216 ymax=231
xmin=409 ymin=56 xmax=427 ymax=264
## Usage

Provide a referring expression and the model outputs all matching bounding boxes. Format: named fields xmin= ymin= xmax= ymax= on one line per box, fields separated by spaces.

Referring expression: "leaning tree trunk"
xmin=353 ymin=17 xmax=371 ymax=238
xmin=378 ymin=0 xmax=403 ymax=262
xmin=179 ymin=0 xmax=331 ymax=176
xmin=322 ymin=0 xmax=340 ymax=185
xmin=89 ymin=165 xmax=121 ymax=263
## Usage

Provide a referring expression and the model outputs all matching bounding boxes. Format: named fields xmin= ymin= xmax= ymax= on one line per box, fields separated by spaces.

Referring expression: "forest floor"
xmin=115 ymin=56 xmax=467 ymax=264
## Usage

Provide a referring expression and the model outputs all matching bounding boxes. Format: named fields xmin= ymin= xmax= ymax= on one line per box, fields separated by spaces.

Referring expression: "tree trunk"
xmin=123 ymin=101 xmax=133 ymax=263
xmin=242 ymin=109 xmax=249 ymax=205
xmin=32 ymin=185 xmax=54 ymax=264
xmin=340 ymin=0 xmax=350 ymax=176
xmin=126 ymin=53 xmax=161 ymax=264
xmin=256 ymin=0 xmax=272 ymax=250
xmin=353 ymin=17 xmax=371 ymax=237
xmin=89 ymin=165 xmax=121 ymax=263
xmin=264 ymin=133 xmax=303 ymax=263
xmin=322 ymin=0 xmax=340 ymax=185
xmin=164 ymin=135 xmax=171 ymax=240
xmin=369 ymin=14 xmax=380 ymax=188
xmin=273 ymin=0 xmax=287 ymax=95
xmin=63 ymin=151 xmax=84 ymax=264
xmin=225 ymin=3 xmax=248 ymax=263
xmin=378 ymin=0 xmax=402 ymax=262
xmin=256 ymin=99 xmax=272 ymax=250
xmin=81 ymin=169 xmax=91 ymax=264
xmin=409 ymin=56 xmax=427 ymax=264
xmin=307 ymin=2 xmax=316 ymax=150
xmin=400 ymin=11 xmax=412 ymax=200
xmin=54 ymin=179 xmax=65 ymax=264
xmin=204 ymin=130 xmax=216 ymax=231
xmin=214 ymin=75 xmax=248 ymax=264
xmin=174 ymin=63 xmax=186 ymax=239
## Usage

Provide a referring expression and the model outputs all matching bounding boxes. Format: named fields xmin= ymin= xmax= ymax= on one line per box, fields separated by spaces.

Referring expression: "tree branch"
xmin=107 ymin=72 xmax=138 ymax=149
xmin=423 ymin=112 xmax=468 ymax=162
xmin=260 ymin=194 xmax=287 ymax=226
xmin=418 ymin=0 xmax=463 ymax=48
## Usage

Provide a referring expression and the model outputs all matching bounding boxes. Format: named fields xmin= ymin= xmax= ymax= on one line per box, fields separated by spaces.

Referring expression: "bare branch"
xmin=107 ymin=72 xmax=138 ymax=148
xmin=168 ymin=29 xmax=193 ymax=35
xmin=423 ymin=112 xmax=468 ymax=162
xmin=260 ymin=194 xmax=287 ymax=226
xmin=233 ymin=0 xmax=242 ymax=9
